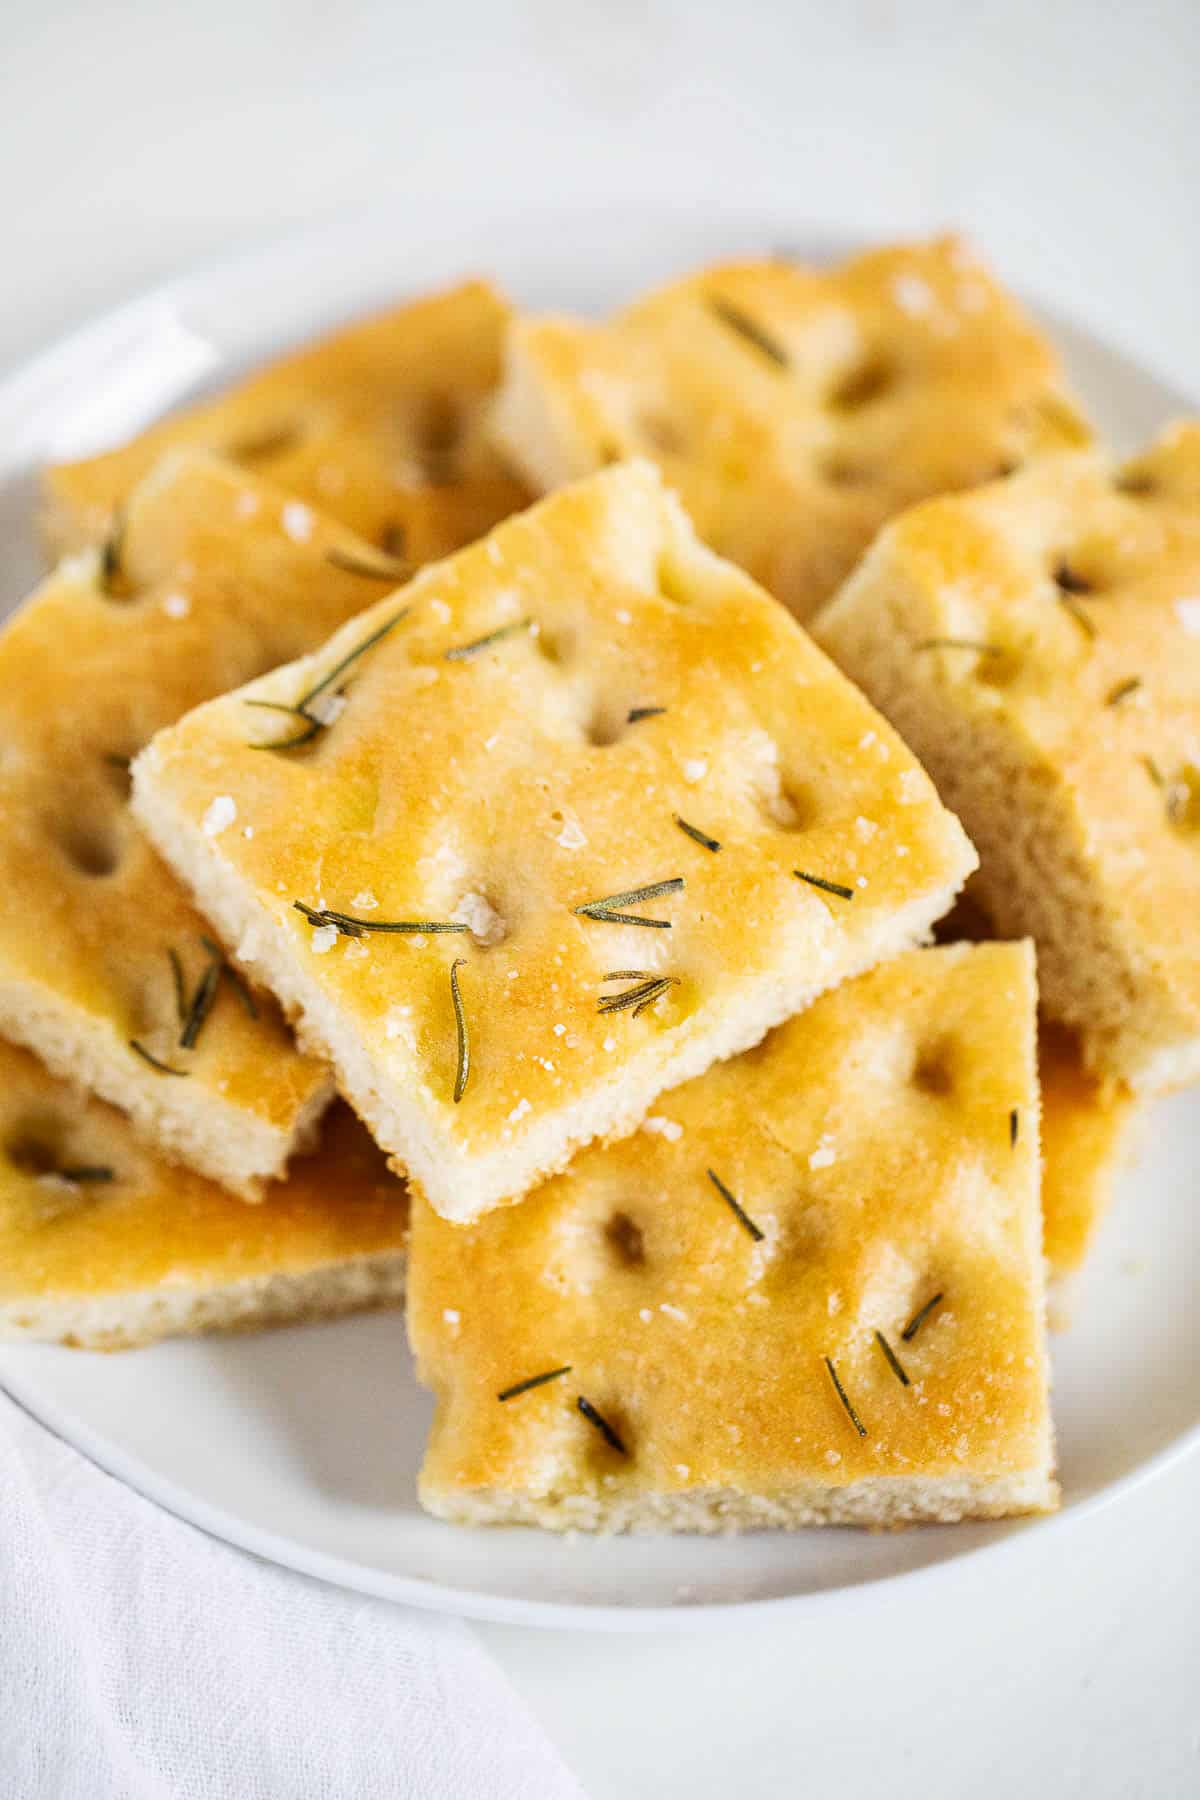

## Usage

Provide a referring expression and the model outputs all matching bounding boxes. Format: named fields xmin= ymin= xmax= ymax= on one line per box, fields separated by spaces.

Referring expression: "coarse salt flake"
xmin=161 ymin=592 xmax=190 ymax=619
xmin=507 ymin=1097 xmax=532 ymax=1124
xmin=352 ymin=888 xmax=378 ymax=910
xmin=281 ymin=501 xmax=313 ymax=542
xmin=1175 ymin=598 xmax=1200 ymax=635
xmin=642 ymin=1115 xmax=683 ymax=1142
xmin=202 ymin=795 xmax=237 ymax=836
xmin=809 ymin=1138 xmax=836 ymax=1170
xmin=555 ymin=819 xmax=587 ymax=850
xmin=855 ymin=815 xmax=879 ymax=842
xmin=310 ymin=924 xmax=338 ymax=954
xmin=682 ymin=758 xmax=707 ymax=783
xmin=897 ymin=769 xmax=924 ymax=804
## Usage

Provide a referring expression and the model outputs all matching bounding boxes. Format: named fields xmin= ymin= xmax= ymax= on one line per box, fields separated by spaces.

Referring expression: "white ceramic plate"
xmin=1 ymin=210 xmax=1197 ymax=1630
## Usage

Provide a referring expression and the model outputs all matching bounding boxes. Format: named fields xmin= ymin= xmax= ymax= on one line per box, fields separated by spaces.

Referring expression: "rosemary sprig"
xmin=498 ymin=1366 xmax=573 ymax=1401
xmin=1057 ymin=592 xmax=1097 ymax=640
xmin=1054 ymin=562 xmax=1092 ymax=596
xmin=293 ymin=900 xmax=467 ymax=938
xmin=450 ymin=957 xmax=469 ymax=1104
xmin=1009 ymin=1107 xmax=1019 ymax=1147
xmin=200 ymin=936 xmax=259 ymax=1018
xmin=326 ymin=545 xmax=412 ymax=582
xmin=1142 ymin=755 xmax=1165 ymax=788
xmin=576 ymin=1394 xmax=628 ymax=1455
xmin=824 ymin=1356 xmax=868 ymax=1437
xmin=627 ymin=706 xmax=666 ymax=724
xmin=915 ymin=638 xmax=1004 ymax=657
xmin=179 ymin=954 xmax=222 ymax=1051
xmin=574 ymin=877 xmax=684 ymax=929
xmin=794 ymin=869 xmax=854 ymax=901
xmin=874 ymin=1331 xmax=911 ymax=1387
xmin=249 ymin=606 xmax=410 ymax=749
xmin=56 ymin=1166 xmax=115 ymax=1185
xmin=1105 ymin=677 xmax=1142 ymax=708
xmin=706 ymin=1167 xmax=765 ymax=1242
xmin=706 ymin=295 xmax=789 ymax=368
xmin=444 ymin=618 xmax=531 ymax=661
xmin=901 ymin=1292 xmax=944 ymax=1342
xmin=129 ymin=1038 xmax=189 ymax=1077
xmin=597 ymin=973 xmax=680 ymax=1018
xmin=674 ymin=815 xmax=720 ymax=853
xmin=98 ymin=510 xmax=129 ymax=598
xmin=168 ymin=948 xmax=188 ymax=1027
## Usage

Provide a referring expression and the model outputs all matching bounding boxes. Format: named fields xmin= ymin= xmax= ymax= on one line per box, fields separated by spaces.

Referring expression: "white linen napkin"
xmin=0 ymin=1390 xmax=585 ymax=1800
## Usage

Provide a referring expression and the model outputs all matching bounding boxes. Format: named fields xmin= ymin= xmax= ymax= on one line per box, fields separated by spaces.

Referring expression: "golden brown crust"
xmin=1039 ymin=1022 xmax=1134 ymax=1280
xmin=492 ymin=237 xmax=1088 ymax=621
xmin=43 ymin=279 xmax=528 ymax=563
xmin=0 ymin=1032 xmax=407 ymax=1347
xmin=0 ymin=453 xmax=429 ymax=1192
xmin=133 ymin=461 xmax=977 ymax=1222
xmin=814 ymin=427 xmax=1200 ymax=1091
xmin=408 ymin=944 xmax=1055 ymax=1530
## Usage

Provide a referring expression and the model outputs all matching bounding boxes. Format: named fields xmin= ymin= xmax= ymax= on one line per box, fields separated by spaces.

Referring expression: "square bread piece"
xmin=409 ymin=942 xmax=1055 ymax=1531
xmin=0 ymin=1039 xmax=407 ymax=1351
xmin=814 ymin=426 xmax=1200 ymax=1091
xmin=0 ymin=450 xmax=422 ymax=1197
xmin=43 ymin=278 xmax=528 ymax=564
xmin=491 ymin=235 xmax=1089 ymax=622
xmin=132 ymin=461 xmax=977 ymax=1223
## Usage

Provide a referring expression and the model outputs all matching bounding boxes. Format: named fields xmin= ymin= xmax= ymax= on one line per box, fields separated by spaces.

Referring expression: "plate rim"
xmin=2 ymin=209 xmax=1198 ymax=1631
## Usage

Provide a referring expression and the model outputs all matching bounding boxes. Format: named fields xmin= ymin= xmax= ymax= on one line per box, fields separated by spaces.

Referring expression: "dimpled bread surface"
xmin=814 ymin=426 xmax=1200 ymax=1092
xmin=0 ymin=1038 xmax=407 ymax=1351
xmin=491 ymin=236 xmax=1090 ymax=622
xmin=0 ymin=452 xmax=418 ymax=1196
xmin=131 ymin=460 xmax=977 ymax=1223
xmin=43 ymin=278 xmax=528 ymax=563
xmin=408 ymin=943 xmax=1055 ymax=1532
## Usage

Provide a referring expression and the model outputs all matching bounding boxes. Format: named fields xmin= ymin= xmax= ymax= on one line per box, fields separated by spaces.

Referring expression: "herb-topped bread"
xmin=814 ymin=426 xmax=1200 ymax=1092
xmin=43 ymin=278 xmax=528 ymax=565
xmin=0 ymin=451 xmax=418 ymax=1197
xmin=0 ymin=1038 xmax=407 ymax=1351
xmin=408 ymin=942 xmax=1055 ymax=1531
xmin=131 ymin=461 xmax=977 ymax=1223
xmin=491 ymin=237 xmax=1089 ymax=622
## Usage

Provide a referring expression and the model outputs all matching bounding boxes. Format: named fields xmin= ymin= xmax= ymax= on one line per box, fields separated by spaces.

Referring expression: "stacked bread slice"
xmin=8 ymin=238 xmax=1180 ymax=1535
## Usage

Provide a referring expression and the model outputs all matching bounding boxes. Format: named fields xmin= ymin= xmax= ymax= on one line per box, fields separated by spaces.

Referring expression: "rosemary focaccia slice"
xmin=0 ymin=1038 xmax=407 ymax=1350
xmin=814 ymin=425 xmax=1200 ymax=1092
xmin=44 ymin=278 xmax=528 ymax=564
xmin=132 ymin=461 xmax=977 ymax=1223
xmin=491 ymin=236 xmax=1089 ymax=622
xmin=0 ymin=451 xmax=415 ymax=1197
xmin=409 ymin=942 xmax=1055 ymax=1531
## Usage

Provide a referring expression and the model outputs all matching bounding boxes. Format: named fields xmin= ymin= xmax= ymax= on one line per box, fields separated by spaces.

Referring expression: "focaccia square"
xmin=814 ymin=425 xmax=1200 ymax=1091
xmin=43 ymin=278 xmax=528 ymax=565
xmin=492 ymin=237 xmax=1089 ymax=622
xmin=132 ymin=461 xmax=977 ymax=1222
xmin=409 ymin=943 xmax=1055 ymax=1531
xmin=0 ymin=1038 xmax=406 ymax=1351
xmin=0 ymin=451 xmax=418 ymax=1196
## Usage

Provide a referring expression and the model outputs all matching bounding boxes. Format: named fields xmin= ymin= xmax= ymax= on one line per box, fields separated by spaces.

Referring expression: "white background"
xmin=2 ymin=3 xmax=1198 ymax=1794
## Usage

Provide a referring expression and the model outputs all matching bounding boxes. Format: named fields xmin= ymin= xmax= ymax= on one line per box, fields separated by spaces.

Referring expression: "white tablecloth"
xmin=0 ymin=1392 xmax=584 ymax=1800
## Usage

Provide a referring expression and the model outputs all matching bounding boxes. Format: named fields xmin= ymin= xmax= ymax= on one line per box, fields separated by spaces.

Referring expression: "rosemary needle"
xmin=57 ymin=1166 xmax=115 ymax=1185
xmin=706 ymin=295 xmax=789 ymax=369
xmin=1105 ymin=677 xmax=1142 ymax=708
xmin=168 ymin=948 xmax=188 ymax=1028
xmin=576 ymin=1395 xmax=628 ymax=1455
xmin=326 ymin=545 xmax=412 ymax=582
xmin=179 ymin=955 xmax=222 ymax=1051
xmin=574 ymin=877 xmax=684 ymax=929
xmin=249 ymin=606 xmax=410 ymax=749
xmin=706 ymin=1168 xmax=765 ymax=1242
xmin=129 ymin=1038 xmax=189 ymax=1077
xmin=1057 ymin=592 xmax=1097 ymax=640
xmin=901 ymin=1292 xmax=944 ymax=1342
xmin=200 ymin=937 xmax=259 ymax=1018
xmin=293 ymin=901 xmax=467 ymax=937
xmin=824 ymin=1356 xmax=868 ymax=1437
xmin=674 ymin=815 xmax=721 ymax=853
xmin=794 ymin=869 xmax=854 ymax=901
xmin=450 ymin=958 xmax=470 ymax=1104
xmin=597 ymin=974 xmax=679 ymax=1017
xmin=1010 ymin=1107 xmax=1020 ymax=1147
xmin=874 ymin=1331 xmax=911 ymax=1387
xmin=498 ymin=1366 xmax=572 ymax=1402
xmin=444 ymin=618 xmax=531 ymax=661
xmin=627 ymin=706 xmax=666 ymax=724
xmin=98 ymin=509 xmax=128 ymax=598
